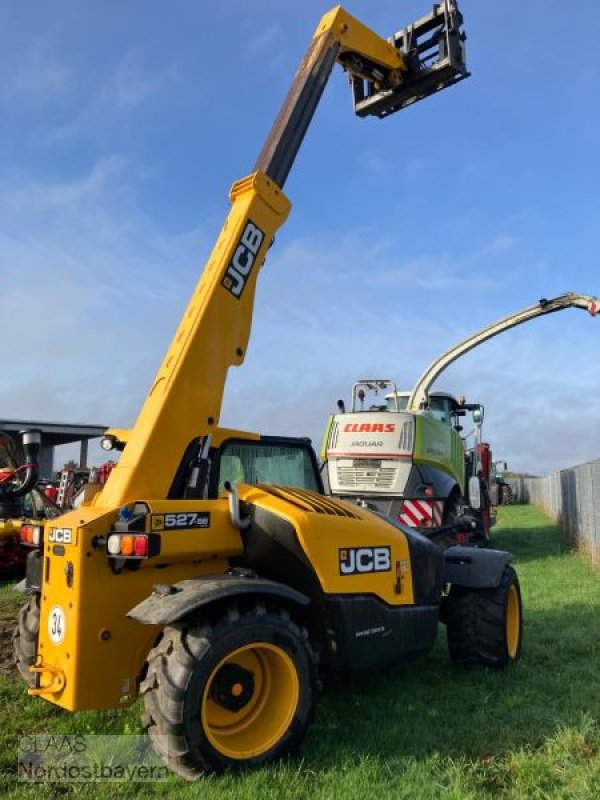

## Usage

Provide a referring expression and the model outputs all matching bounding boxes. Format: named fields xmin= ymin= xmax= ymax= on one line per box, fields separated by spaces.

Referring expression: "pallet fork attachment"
xmin=351 ymin=0 xmax=469 ymax=119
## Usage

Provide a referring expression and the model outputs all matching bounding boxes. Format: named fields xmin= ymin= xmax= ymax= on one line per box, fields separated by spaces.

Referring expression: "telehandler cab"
xmin=15 ymin=2 xmax=523 ymax=777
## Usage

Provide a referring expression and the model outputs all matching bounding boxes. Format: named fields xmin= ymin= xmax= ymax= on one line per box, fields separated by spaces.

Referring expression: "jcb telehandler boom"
xmin=15 ymin=4 xmax=522 ymax=778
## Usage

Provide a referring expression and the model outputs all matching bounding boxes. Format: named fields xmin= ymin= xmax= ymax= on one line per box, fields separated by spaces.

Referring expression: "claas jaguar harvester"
xmin=324 ymin=293 xmax=598 ymax=544
xmin=15 ymin=3 xmax=523 ymax=777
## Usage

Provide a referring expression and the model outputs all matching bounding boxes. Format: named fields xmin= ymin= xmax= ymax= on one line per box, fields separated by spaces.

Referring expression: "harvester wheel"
xmin=446 ymin=565 xmax=522 ymax=669
xmin=501 ymin=484 xmax=513 ymax=505
xmin=13 ymin=594 xmax=40 ymax=686
xmin=140 ymin=603 xmax=317 ymax=778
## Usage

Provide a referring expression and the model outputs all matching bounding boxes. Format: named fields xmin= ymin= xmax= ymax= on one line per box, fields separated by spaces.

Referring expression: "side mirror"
xmin=468 ymin=476 xmax=481 ymax=510
xmin=471 ymin=406 xmax=484 ymax=424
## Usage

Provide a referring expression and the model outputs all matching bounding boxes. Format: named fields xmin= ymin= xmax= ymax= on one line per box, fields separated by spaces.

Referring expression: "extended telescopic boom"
xmin=98 ymin=3 xmax=468 ymax=507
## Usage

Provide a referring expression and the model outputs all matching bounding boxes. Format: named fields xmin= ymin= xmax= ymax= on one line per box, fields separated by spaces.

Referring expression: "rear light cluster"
xmin=21 ymin=524 xmax=42 ymax=547
xmin=107 ymin=534 xmax=149 ymax=558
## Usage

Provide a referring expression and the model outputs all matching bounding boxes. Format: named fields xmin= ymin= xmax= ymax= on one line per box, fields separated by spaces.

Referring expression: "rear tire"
xmin=446 ymin=565 xmax=522 ymax=669
xmin=13 ymin=595 xmax=40 ymax=686
xmin=140 ymin=603 xmax=317 ymax=778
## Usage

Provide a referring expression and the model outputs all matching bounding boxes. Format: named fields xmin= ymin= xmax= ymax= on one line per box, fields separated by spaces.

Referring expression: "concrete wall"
xmin=511 ymin=459 xmax=600 ymax=567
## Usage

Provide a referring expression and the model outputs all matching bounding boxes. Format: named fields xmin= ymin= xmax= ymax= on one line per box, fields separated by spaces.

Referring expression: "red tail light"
xmin=106 ymin=533 xmax=158 ymax=559
xmin=20 ymin=524 xmax=41 ymax=546
xmin=134 ymin=535 xmax=148 ymax=556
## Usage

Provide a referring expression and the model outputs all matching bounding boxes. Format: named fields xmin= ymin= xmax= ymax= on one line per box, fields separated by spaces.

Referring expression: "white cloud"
xmin=244 ymin=24 xmax=281 ymax=58
xmin=219 ymin=230 xmax=600 ymax=475
xmin=112 ymin=52 xmax=177 ymax=108
xmin=0 ymin=164 xmax=597 ymax=477
xmin=465 ymin=234 xmax=518 ymax=263
xmin=48 ymin=51 xmax=177 ymax=143
xmin=0 ymin=156 xmax=211 ymax=434
xmin=0 ymin=38 xmax=71 ymax=103
xmin=0 ymin=156 xmax=126 ymax=213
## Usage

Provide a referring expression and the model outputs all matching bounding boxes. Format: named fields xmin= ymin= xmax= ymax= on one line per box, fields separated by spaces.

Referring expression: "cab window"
xmin=216 ymin=441 xmax=320 ymax=493
xmin=386 ymin=395 xmax=409 ymax=411
xmin=428 ymin=396 xmax=451 ymax=425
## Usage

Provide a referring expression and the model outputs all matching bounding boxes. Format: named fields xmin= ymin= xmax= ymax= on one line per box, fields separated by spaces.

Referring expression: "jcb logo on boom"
xmin=221 ymin=221 xmax=265 ymax=299
xmin=48 ymin=528 xmax=73 ymax=545
xmin=339 ymin=546 xmax=391 ymax=575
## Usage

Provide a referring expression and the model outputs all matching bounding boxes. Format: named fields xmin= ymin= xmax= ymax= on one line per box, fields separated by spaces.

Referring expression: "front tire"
xmin=446 ymin=565 xmax=522 ymax=669
xmin=141 ymin=603 xmax=317 ymax=778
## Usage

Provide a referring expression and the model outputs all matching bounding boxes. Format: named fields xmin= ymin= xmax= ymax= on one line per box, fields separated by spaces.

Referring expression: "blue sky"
xmin=1 ymin=0 xmax=599 ymax=476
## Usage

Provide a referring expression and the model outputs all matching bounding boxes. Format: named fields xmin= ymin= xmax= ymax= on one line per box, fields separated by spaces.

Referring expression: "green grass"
xmin=1 ymin=506 xmax=599 ymax=799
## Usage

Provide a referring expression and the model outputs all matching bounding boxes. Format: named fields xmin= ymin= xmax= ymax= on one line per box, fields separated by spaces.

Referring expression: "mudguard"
xmin=127 ymin=572 xmax=310 ymax=625
xmin=444 ymin=546 xmax=512 ymax=589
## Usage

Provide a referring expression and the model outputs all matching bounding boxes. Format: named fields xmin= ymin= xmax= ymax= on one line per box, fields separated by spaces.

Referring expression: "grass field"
xmin=1 ymin=506 xmax=599 ymax=799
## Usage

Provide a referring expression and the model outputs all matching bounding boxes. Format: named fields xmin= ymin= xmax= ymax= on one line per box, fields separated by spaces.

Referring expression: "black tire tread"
xmin=13 ymin=595 xmax=40 ymax=686
xmin=446 ymin=565 xmax=522 ymax=669
xmin=140 ymin=603 xmax=317 ymax=778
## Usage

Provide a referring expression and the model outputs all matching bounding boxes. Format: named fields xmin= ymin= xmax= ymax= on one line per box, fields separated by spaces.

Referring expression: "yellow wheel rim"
xmin=506 ymin=584 xmax=521 ymax=658
xmin=201 ymin=642 xmax=300 ymax=760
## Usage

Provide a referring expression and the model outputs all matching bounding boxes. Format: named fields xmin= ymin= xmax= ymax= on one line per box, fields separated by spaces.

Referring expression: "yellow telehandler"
xmin=14 ymin=2 xmax=523 ymax=777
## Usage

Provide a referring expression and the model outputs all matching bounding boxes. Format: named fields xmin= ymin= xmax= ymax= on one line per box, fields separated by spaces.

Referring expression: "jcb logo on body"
xmin=221 ymin=221 xmax=265 ymax=299
xmin=48 ymin=528 xmax=73 ymax=544
xmin=339 ymin=546 xmax=391 ymax=575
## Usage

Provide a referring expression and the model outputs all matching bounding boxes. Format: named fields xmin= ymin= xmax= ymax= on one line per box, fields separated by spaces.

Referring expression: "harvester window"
xmin=427 ymin=396 xmax=451 ymax=425
xmin=386 ymin=395 xmax=409 ymax=411
xmin=216 ymin=440 xmax=320 ymax=494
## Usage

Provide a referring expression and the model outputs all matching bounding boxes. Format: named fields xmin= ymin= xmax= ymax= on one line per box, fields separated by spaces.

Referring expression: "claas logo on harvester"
xmin=343 ymin=423 xmax=396 ymax=433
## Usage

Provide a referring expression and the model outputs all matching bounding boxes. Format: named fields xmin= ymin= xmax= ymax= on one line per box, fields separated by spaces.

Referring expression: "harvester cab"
xmin=15 ymin=2 xmax=525 ymax=778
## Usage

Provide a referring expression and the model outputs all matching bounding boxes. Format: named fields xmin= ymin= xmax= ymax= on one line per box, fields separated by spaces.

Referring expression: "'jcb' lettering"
xmin=48 ymin=528 xmax=73 ymax=544
xmin=339 ymin=546 xmax=391 ymax=575
xmin=221 ymin=221 xmax=265 ymax=298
